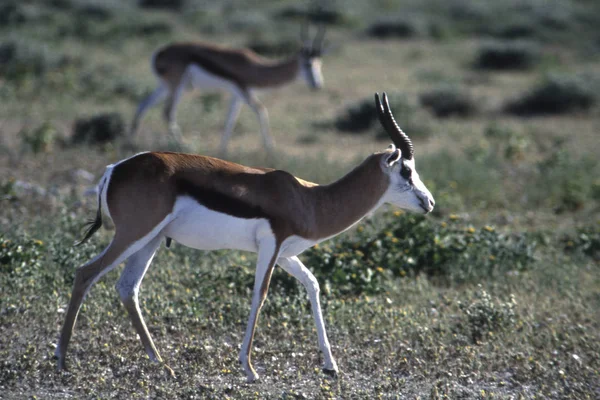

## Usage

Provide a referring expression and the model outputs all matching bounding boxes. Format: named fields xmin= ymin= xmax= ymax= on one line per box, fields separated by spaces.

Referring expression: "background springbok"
xmin=56 ymin=93 xmax=434 ymax=382
xmin=130 ymin=26 xmax=327 ymax=153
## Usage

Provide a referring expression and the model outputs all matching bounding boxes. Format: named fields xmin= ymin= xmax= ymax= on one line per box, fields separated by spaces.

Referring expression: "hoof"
xmin=163 ymin=364 xmax=176 ymax=379
xmin=55 ymin=358 xmax=68 ymax=372
xmin=322 ymin=368 xmax=338 ymax=378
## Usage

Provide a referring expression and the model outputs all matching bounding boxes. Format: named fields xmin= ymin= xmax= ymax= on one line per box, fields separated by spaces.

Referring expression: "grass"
xmin=1 ymin=0 xmax=599 ymax=398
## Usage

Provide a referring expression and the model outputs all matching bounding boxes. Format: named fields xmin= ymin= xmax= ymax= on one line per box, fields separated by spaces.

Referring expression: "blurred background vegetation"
xmin=1 ymin=0 xmax=599 ymax=398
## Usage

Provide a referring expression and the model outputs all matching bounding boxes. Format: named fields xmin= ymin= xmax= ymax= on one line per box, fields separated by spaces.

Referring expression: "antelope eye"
xmin=400 ymin=165 xmax=412 ymax=180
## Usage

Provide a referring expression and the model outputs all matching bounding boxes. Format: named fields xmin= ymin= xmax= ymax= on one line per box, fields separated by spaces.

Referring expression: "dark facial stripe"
xmin=176 ymin=179 xmax=270 ymax=220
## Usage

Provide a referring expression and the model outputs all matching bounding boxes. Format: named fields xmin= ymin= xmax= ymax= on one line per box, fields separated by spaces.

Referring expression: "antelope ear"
xmin=384 ymin=146 xmax=401 ymax=167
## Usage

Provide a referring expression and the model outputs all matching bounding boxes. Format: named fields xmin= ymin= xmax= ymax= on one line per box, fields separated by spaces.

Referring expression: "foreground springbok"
xmin=130 ymin=26 xmax=327 ymax=153
xmin=56 ymin=93 xmax=434 ymax=382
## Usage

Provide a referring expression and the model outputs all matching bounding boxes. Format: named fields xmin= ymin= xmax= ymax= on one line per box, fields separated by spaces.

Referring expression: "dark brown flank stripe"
xmin=175 ymin=178 xmax=271 ymax=220
xmin=185 ymin=52 xmax=247 ymax=90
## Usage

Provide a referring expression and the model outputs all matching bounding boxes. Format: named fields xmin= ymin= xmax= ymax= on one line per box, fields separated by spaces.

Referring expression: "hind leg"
xmin=163 ymin=83 xmax=186 ymax=143
xmin=130 ymin=84 xmax=169 ymax=139
xmin=116 ymin=235 xmax=163 ymax=362
xmin=218 ymin=95 xmax=243 ymax=156
xmin=55 ymin=232 xmax=161 ymax=370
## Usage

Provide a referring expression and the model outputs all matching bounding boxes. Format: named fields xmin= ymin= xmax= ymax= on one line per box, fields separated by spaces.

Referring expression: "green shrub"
xmin=274 ymin=5 xmax=354 ymax=26
xmin=488 ymin=22 xmax=536 ymax=40
xmin=0 ymin=1 xmax=28 ymax=26
xmin=74 ymin=3 xmax=114 ymax=21
xmin=0 ymin=235 xmax=45 ymax=279
xmin=505 ymin=74 xmax=597 ymax=115
xmin=77 ymin=64 xmax=147 ymax=102
xmin=418 ymin=147 xmax=505 ymax=212
xmin=302 ymin=212 xmax=537 ymax=296
xmin=72 ymin=112 xmax=125 ymax=145
xmin=474 ymin=40 xmax=541 ymax=70
xmin=0 ymin=39 xmax=67 ymax=83
xmin=0 ymin=178 xmax=18 ymax=202
xmin=563 ymin=225 xmax=600 ymax=261
xmin=138 ymin=0 xmax=186 ymax=11
xmin=335 ymin=93 xmax=430 ymax=140
xmin=19 ymin=122 xmax=58 ymax=154
xmin=484 ymin=123 xmax=530 ymax=162
xmin=419 ymin=85 xmax=478 ymax=117
xmin=366 ymin=16 xmax=426 ymax=39
xmin=458 ymin=286 xmax=517 ymax=343
xmin=532 ymin=149 xmax=600 ymax=213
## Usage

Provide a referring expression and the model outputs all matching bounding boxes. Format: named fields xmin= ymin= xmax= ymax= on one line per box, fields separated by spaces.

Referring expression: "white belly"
xmin=186 ymin=64 xmax=237 ymax=91
xmin=163 ymin=196 xmax=270 ymax=252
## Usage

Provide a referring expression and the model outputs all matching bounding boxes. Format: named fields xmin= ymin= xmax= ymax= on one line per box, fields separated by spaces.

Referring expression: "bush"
xmin=488 ymin=21 xmax=536 ymax=40
xmin=0 ymin=39 xmax=67 ymax=83
xmin=366 ymin=16 xmax=425 ymax=39
xmin=0 ymin=1 xmax=28 ymax=26
xmin=138 ymin=0 xmax=186 ymax=11
xmin=19 ymin=122 xmax=58 ymax=154
xmin=484 ymin=123 xmax=530 ymax=162
xmin=274 ymin=5 xmax=354 ymax=26
xmin=335 ymin=93 xmax=430 ymax=140
xmin=505 ymin=74 xmax=597 ymax=115
xmin=72 ymin=113 xmax=125 ymax=145
xmin=458 ymin=286 xmax=517 ymax=343
xmin=475 ymin=40 xmax=541 ymax=70
xmin=531 ymin=149 xmax=599 ymax=213
xmin=301 ymin=212 xmax=537 ymax=295
xmin=77 ymin=64 xmax=147 ymax=102
xmin=563 ymin=225 xmax=600 ymax=261
xmin=419 ymin=86 xmax=478 ymax=117
xmin=74 ymin=3 xmax=114 ymax=21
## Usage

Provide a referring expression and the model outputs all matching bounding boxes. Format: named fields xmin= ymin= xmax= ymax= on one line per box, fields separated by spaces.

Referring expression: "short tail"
xmin=75 ymin=179 xmax=105 ymax=246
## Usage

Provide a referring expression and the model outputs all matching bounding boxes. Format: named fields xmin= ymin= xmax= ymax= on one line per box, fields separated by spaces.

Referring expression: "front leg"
xmin=239 ymin=238 xmax=281 ymax=382
xmin=277 ymin=256 xmax=338 ymax=376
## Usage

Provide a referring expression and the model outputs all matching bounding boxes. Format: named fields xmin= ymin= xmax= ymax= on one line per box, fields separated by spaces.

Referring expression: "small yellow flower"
xmin=393 ymin=210 xmax=404 ymax=217
xmin=376 ymin=266 xmax=384 ymax=273
xmin=484 ymin=225 xmax=494 ymax=232
xmin=467 ymin=227 xmax=476 ymax=233
xmin=400 ymin=270 xmax=406 ymax=277
xmin=357 ymin=226 xmax=364 ymax=233
xmin=449 ymin=214 xmax=459 ymax=220
xmin=391 ymin=237 xmax=399 ymax=243
xmin=385 ymin=231 xmax=393 ymax=237
xmin=441 ymin=221 xmax=447 ymax=228
xmin=34 ymin=239 xmax=44 ymax=245
xmin=489 ymin=255 xmax=496 ymax=261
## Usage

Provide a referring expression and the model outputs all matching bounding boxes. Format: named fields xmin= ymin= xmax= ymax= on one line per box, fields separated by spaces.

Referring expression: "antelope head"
xmin=376 ymin=92 xmax=435 ymax=214
xmin=298 ymin=24 xmax=326 ymax=90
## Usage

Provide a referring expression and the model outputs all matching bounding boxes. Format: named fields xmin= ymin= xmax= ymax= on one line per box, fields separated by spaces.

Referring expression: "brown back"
xmin=153 ymin=43 xmax=299 ymax=89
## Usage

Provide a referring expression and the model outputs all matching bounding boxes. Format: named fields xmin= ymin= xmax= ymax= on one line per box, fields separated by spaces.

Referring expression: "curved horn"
xmin=300 ymin=23 xmax=309 ymax=46
xmin=375 ymin=92 xmax=414 ymax=160
xmin=313 ymin=25 xmax=326 ymax=51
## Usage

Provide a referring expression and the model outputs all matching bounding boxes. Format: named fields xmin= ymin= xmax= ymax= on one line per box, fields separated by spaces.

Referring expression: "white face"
xmin=299 ymin=57 xmax=324 ymax=90
xmin=381 ymin=147 xmax=435 ymax=214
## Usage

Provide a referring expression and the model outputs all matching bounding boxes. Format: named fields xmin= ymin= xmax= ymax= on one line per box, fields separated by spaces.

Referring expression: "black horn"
xmin=375 ymin=92 xmax=414 ymax=160
xmin=300 ymin=22 xmax=310 ymax=46
xmin=313 ymin=25 xmax=327 ymax=51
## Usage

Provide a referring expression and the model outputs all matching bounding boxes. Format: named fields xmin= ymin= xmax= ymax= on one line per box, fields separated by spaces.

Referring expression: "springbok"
xmin=56 ymin=93 xmax=435 ymax=382
xmin=130 ymin=26 xmax=327 ymax=153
